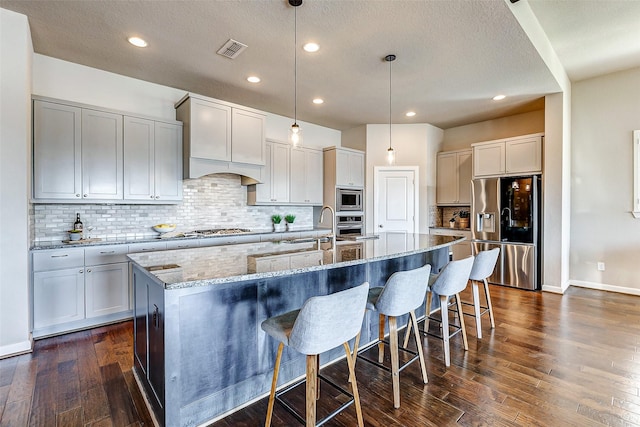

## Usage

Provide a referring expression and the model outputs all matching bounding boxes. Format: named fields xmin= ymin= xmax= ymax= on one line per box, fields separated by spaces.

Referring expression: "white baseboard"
xmin=541 ymin=284 xmax=565 ymax=294
xmin=0 ymin=338 xmax=33 ymax=359
xmin=569 ymin=280 xmax=640 ymax=296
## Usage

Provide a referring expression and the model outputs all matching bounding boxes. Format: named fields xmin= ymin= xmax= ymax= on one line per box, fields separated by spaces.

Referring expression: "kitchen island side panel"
xmin=132 ymin=245 xmax=451 ymax=426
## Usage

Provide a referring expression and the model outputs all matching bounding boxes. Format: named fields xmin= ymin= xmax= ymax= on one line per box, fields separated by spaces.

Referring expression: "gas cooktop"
xmin=186 ymin=228 xmax=251 ymax=237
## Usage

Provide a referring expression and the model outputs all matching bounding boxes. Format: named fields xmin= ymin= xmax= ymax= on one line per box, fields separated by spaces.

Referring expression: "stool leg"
xmin=455 ymin=293 xmax=469 ymax=351
xmin=389 ymin=315 xmax=401 ymax=408
xmin=402 ymin=315 xmax=412 ymax=349
xmin=439 ymin=295 xmax=451 ymax=367
xmin=306 ymin=354 xmax=317 ymax=427
xmin=484 ymin=279 xmax=496 ymax=329
xmin=343 ymin=342 xmax=364 ymax=427
xmin=410 ymin=310 xmax=428 ymax=384
xmin=316 ymin=354 xmax=321 ymax=400
xmin=265 ymin=342 xmax=284 ymax=427
xmin=378 ymin=314 xmax=385 ymax=363
xmin=349 ymin=331 xmax=361 ymax=383
xmin=471 ymin=280 xmax=483 ymax=339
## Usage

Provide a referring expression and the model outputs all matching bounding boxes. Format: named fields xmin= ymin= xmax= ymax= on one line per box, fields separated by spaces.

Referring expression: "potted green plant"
xmin=284 ymin=214 xmax=296 ymax=231
xmin=271 ymin=214 xmax=283 ymax=232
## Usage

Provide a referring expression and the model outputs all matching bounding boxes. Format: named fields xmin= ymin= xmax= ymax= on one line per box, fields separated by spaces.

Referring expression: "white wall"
xmin=441 ymin=110 xmax=545 ymax=150
xmin=364 ymin=124 xmax=443 ymax=234
xmin=34 ymin=54 xmax=341 ymax=148
xmin=570 ymin=67 xmax=640 ymax=294
xmin=0 ymin=9 xmax=32 ymax=357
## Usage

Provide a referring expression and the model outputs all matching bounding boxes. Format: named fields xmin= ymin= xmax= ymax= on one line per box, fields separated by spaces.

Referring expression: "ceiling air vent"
xmin=217 ymin=39 xmax=248 ymax=59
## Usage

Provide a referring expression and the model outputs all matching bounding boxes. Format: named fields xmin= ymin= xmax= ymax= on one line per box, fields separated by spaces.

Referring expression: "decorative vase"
xmin=459 ymin=218 xmax=469 ymax=229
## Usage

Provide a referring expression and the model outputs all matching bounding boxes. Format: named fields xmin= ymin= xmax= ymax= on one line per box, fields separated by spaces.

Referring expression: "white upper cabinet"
xmin=81 ymin=109 xmax=123 ymax=200
xmin=505 ymin=135 xmax=542 ymax=174
xmin=290 ymin=147 xmax=323 ymax=205
xmin=33 ymin=100 xmax=82 ymax=200
xmin=124 ymin=117 xmax=183 ymax=202
xmin=324 ymin=147 xmax=365 ymax=189
xmin=473 ymin=142 xmax=506 ymax=177
xmin=249 ymin=141 xmax=290 ymax=204
xmin=188 ymin=97 xmax=231 ymax=161
xmin=33 ymin=100 xmax=123 ymax=201
xmin=33 ymin=97 xmax=183 ymax=204
xmin=231 ymin=108 xmax=266 ymax=165
xmin=473 ymin=133 xmax=543 ymax=178
xmin=176 ymin=94 xmax=266 ymax=180
xmin=436 ymin=149 xmax=471 ymax=205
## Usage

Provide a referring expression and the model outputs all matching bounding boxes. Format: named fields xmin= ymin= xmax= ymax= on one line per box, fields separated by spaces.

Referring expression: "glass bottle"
xmin=74 ymin=213 xmax=83 ymax=231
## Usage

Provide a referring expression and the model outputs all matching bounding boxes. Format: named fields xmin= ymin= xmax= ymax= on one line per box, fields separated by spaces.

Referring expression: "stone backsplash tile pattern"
xmin=32 ymin=174 xmax=313 ymax=242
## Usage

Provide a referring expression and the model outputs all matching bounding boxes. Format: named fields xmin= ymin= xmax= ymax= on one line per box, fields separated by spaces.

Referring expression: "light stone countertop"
xmin=30 ymin=227 xmax=330 ymax=250
xmin=128 ymin=233 xmax=463 ymax=289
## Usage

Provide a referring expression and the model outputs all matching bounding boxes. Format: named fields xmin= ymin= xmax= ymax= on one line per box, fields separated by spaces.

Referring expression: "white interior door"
xmin=374 ymin=167 xmax=418 ymax=234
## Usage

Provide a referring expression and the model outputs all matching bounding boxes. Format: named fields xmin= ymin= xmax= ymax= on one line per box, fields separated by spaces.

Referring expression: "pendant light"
xmin=288 ymin=0 xmax=303 ymax=147
xmin=385 ymin=54 xmax=396 ymax=165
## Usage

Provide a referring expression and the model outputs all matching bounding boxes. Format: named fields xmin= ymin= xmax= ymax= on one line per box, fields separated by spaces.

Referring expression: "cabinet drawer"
xmin=165 ymin=239 xmax=200 ymax=250
xmin=33 ymin=249 xmax=84 ymax=272
xmin=85 ymin=245 xmax=129 ymax=265
xmin=128 ymin=242 xmax=168 ymax=254
xmin=289 ymin=251 xmax=323 ymax=269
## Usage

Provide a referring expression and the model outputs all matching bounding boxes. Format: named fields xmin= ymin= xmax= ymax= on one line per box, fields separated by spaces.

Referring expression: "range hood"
xmin=176 ymin=93 xmax=266 ymax=185
xmin=185 ymin=157 xmax=264 ymax=185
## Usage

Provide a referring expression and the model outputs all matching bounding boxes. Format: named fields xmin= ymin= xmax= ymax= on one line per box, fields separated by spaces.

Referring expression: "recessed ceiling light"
xmin=128 ymin=36 xmax=148 ymax=48
xmin=493 ymin=94 xmax=506 ymax=101
xmin=247 ymin=76 xmax=261 ymax=83
xmin=303 ymin=43 xmax=320 ymax=53
xmin=405 ymin=111 xmax=416 ymax=117
xmin=312 ymin=98 xmax=324 ymax=104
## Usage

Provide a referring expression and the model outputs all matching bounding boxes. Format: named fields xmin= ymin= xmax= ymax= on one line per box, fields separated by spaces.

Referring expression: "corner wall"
xmin=570 ymin=67 xmax=640 ymax=294
xmin=0 ymin=9 xmax=33 ymax=357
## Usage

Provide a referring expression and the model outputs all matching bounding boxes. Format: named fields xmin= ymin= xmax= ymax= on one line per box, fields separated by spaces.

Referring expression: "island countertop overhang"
xmin=128 ymin=233 xmax=464 ymax=289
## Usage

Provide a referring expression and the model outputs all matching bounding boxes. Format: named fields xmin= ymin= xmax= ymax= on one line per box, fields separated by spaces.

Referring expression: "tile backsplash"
xmin=31 ymin=174 xmax=313 ymax=242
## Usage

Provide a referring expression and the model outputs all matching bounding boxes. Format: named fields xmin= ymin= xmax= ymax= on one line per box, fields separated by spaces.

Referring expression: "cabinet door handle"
xmin=87 ymin=269 xmax=92 ymax=273
xmin=79 ymin=269 xmax=84 ymax=274
xmin=75 ymin=194 xmax=81 ymax=198
xmin=51 ymin=254 xmax=69 ymax=258
xmin=152 ymin=304 xmax=160 ymax=328
xmin=155 ymin=196 xmax=160 ymax=199
xmin=83 ymin=194 xmax=88 ymax=198
xmin=100 ymin=251 xmax=115 ymax=254
xmin=150 ymin=195 xmax=154 ymax=199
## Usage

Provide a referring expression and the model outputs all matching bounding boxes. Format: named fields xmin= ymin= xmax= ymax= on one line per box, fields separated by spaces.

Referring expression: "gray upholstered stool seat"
xmin=355 ymin=264 xmax=431 ymax=409
xmin=262 ymin=282 xmax=369 ymax=427
xmin=462 ymin=247 xmax=500 ymax=339
xmin=404 ymin=256 xmax=475 ymax=367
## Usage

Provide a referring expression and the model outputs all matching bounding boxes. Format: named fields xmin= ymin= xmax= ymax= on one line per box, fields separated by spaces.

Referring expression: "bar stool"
xmin=355 ymin=264 xmax=431 ymax=409
xmin=262 ymin=282 xmax=369 ymax=427
xmin=465 ymin=247 xmax=499 ymax=339
xmin=403 ymin=256 xmax=474 ymax=367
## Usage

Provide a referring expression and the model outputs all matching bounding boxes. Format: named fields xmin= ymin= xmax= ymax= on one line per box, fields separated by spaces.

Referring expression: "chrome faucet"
xmin=319 ymin=205 xmax=336 ymax=251
xmin=501 ymin=207 xmax=512 ymax=227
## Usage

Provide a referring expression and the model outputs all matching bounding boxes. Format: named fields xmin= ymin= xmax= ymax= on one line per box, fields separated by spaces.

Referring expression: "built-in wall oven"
xmin=336 ymin=215 xmax=363 ymax=238
xmin=336 ymin=188 xmax=363 ymax=212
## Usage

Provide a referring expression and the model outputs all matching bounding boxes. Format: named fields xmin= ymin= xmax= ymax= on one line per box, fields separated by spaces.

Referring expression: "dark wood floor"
xmin=2 ymin=285 xmax=640 ymax=426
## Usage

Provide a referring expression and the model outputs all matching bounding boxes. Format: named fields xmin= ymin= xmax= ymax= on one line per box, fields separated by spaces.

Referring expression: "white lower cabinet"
xmin=32 ymin=245 xmax=132 ymax=337
xmin=33 ymin=267 xmax=85 ymax=329
xmin=85 ymin=262 xmax=129 ymax=318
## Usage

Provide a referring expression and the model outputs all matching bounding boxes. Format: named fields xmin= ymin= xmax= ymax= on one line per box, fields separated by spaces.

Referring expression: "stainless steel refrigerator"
xmin=471 ymin=176 xmax=541 ymax=290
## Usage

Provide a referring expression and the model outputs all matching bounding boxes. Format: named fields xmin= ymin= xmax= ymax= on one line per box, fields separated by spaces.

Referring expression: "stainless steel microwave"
xmin=336 ymin=188 xmax=363 ymax=211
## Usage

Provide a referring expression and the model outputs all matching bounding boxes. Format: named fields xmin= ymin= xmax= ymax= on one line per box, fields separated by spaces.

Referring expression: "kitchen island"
xmin=128 ymin=233 xmax=462 ymax=426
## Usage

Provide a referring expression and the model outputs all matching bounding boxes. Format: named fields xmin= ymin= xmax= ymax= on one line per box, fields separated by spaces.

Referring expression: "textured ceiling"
xmin=1 ymin=1 xmax=637 ymax=131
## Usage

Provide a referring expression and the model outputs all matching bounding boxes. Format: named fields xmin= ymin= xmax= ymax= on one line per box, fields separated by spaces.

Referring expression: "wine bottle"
xmin=74 ymin=213 xmax=83 ymax=231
